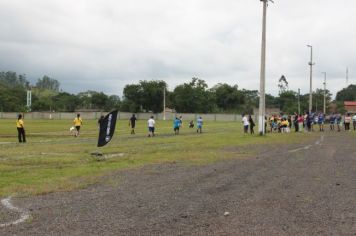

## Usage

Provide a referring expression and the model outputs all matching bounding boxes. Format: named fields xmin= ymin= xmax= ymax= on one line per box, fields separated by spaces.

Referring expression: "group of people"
xmin=15 ymin=111 xmax=356 ymax=143
xmin=242 ymin=114 xmax=255 ymax=134
xmin=128 ymin=114 xmax=203 ymax=137
xmin=129 ymin=114 xmax=156 ymax=137
xmin=241 ymin=112 xmax=356 ymax=135
xmin=270 ymin=112 xmax=356 ymax=133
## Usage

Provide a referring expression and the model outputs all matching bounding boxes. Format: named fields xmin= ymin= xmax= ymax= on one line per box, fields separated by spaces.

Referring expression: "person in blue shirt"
xmin=306 ymin=112 xmax=312 ymax=132
xmin=173 ymin=117 xmax=180 ymax=135
xmin=336 ymin=113 xmax=342 ymax=132
xmin=196 ymin=117 xmax=203 ymax=133
xmin=318 ymin=113 xmax=324 ymax=131
xmin=329 ymin=113 xmax=335 ymax=131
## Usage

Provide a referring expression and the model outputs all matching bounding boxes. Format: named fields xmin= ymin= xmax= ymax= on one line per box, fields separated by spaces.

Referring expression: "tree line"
xmin=0 ymin=71 xmax=355 ymax=114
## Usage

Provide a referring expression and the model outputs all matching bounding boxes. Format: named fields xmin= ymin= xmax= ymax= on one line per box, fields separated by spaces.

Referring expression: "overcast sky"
xmin=0 ymin=0 xmax=355 ymax=97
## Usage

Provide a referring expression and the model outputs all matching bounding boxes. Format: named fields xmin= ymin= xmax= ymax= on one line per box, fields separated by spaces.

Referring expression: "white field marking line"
xmin=0 ymin=196 xmax=30 ymax=228
xmin=288 ymin=135 xmax=325 ymax=153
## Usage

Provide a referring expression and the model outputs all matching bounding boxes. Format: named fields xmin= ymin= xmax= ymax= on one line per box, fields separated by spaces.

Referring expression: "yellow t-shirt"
xmin=73 ymin=117 xmax=82 ymax=126
xmin=281 ymin=120 xmax=289 ymax=126
xmin=16 ymin=119 xmax=24 ymax=128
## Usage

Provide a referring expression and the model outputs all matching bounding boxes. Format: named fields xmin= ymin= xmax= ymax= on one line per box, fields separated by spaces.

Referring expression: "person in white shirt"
xmin=242 ymin=114 xmax=249 ymax=134
xmin=147 ymin=116 xmax=155 ymax=137
xmin=344 ymin=113 xmax=352 ymax=131
xmin=352 ymin=114 xmax=356 ymax=131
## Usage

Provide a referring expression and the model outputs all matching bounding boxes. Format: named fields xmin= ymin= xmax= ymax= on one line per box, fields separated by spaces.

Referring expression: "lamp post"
xmin=298 ymin=88 xmax=301 ymax=115
xmin=346 ymin=67 xmax=349 ymax=87
xmin=307 ymin=45 xmax=314 ymax=114
xmin=163 ymin=85 xmax=166 ymax=121
xmin=322 ymin=72 xmax=326 ymax=114
xmin=258 ymin=0 xmax=273 ymax=135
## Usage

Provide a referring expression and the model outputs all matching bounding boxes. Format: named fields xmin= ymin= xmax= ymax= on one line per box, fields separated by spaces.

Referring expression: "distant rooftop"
xmin=344 ymin=101 xmax=356 ymax=106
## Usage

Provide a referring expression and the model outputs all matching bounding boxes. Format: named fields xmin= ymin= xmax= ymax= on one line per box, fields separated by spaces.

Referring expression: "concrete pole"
xmin=258 ymin=0 xmax=267 ymax=135
xmin=307 ymin=45 xmax=314 ymax=114
xmin=163 ymin=85 xmax=166 ymax=121
xmin=346 ymin=67 xmax=349 ymax=87
xmin=298 ymin=88 xmax=300 ymax=115
xmin=322 ymin=72 xmax=326 ymax=114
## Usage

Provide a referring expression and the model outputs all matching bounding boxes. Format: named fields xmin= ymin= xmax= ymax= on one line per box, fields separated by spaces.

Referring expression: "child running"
xmin=173 ymin=116 xmax=180 ymax=135
xmin=73 ymin=113 xmax=83 ymax=137
xmin=147 ymin=116 xmax=155 ymax=137
xmin=196 ymin=116 xmax=203 ymax=133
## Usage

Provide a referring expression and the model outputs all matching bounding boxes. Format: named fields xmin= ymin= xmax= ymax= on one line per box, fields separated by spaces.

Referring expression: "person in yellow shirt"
xmin=280 ymin=118 xmax=289 ymax=133
xmin=16 ymin=114 xmax=26 ymax=143
xmin=73 ymin=113 xmax=83 ymax=137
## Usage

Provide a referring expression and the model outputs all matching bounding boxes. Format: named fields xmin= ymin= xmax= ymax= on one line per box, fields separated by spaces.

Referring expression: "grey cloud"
xmin=0 ymin=0 xmax=355 ymax=97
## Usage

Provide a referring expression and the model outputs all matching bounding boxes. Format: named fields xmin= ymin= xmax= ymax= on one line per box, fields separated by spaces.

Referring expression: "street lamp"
xmin=307 ymin=45 xmax=314 ymax=114
xmin=321 ymin=72 xmax=326 ymax=114
xmin=258 ymin=0 xmax=273 ymax=135
xmin=298 ymin=88 xmax=301 ymax=115
xmin=163 ymin=86 xmax=166 ymax=120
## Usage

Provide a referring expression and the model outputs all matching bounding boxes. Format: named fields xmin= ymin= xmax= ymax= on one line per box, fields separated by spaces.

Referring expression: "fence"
xmin=0 ymin=112 xmax=245 ymax=122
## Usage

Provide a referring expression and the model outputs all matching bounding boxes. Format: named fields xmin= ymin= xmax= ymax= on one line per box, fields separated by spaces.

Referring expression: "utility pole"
xmin=26 ymin=90 xmax=32 ymax=111
xmin=307 ymin=45 xmax=314 ymax=114
xmin=298 ymin=88 xmax=301 ymax=115
xmin=163 ymin=85 xmax=166 ymax=121
xmin=322 ymin=72 xmax=326 ymax=114
xmin=258 ymin=0 xmax=273 ymax=135
xmin=346 ymin=67 xmax=349 ymax=87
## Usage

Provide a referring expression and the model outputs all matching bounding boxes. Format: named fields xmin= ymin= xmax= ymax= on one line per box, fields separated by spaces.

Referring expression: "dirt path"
xmin=1 ymin=132 xmax=355 ymax=235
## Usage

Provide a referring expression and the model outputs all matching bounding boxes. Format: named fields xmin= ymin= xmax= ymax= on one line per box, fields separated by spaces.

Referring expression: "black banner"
xmin=97 ymin=110 xmax=118 ymax=147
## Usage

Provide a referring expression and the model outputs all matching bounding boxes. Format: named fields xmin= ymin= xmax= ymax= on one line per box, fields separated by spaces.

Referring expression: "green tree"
xmin=278 ymin=75 xmax=289 ymax=95
xmin=265 ymin=94 xmax=279 ymax=108
xmin=239 ymin=89 xmax=259 ymax=114
xmin=36 ymin=75 xmax=60 ymax=91
xmin=105 ymin=95 xmax=121 ymax=111
xmin=335 ymin=84 xmax=356 ymax=101
xmin=140 ymin=80 xmax=167 ymax=113
xmin=0 ymin=71 xmax=29 ymax=88
xmin=278 ymin=91 xmax=298 ymax=114
xmin=91 ymin=92 xmax=108 ymax=110
xmin=211 ymin=83 xmax=244 ymax=112
xmin=313 ymin=89 xmax=332 ymax=113
xmin=122 ymin=80 xmax=167 ymax=113
xmin=172 ymin=78 xmax=216 ymax=113
xmin=122 ymin=84 xmax=143 ymax=112
xmin=52 ymin=92 xmax=80 ymax=112
xmin=0 ymin=83 xmax=27 ymax=111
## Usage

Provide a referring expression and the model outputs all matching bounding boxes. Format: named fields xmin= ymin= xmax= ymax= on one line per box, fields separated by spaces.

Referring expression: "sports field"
xmin=0 ymin=119 xmax=313 ymax=197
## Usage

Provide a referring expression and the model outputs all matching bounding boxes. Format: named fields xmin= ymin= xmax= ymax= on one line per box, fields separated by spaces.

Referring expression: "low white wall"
xmin=0 ymin=112 xmax=243 ymax=122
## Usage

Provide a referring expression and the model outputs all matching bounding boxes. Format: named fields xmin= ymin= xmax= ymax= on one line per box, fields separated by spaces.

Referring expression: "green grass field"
xmin=0 ymin=118 xmax=315 ymax=197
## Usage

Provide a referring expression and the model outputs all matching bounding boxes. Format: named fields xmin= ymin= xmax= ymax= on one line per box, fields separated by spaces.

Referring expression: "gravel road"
xmin=1 ymin=132 xmax=355 ymax=235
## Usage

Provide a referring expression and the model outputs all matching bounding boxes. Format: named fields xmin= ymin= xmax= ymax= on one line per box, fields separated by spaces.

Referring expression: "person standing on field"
xmin=329 ymin=113 xmax=335 ymax=131
xmin=173 ymin=116 xmax=180 ymax=135
xmin=297 ymin=114 xmax=304 ymax=132
xmin=16 ymin=114 xmax=26 ymax=143
xmin=129 ymin=114 xmax=137 ymax=134
xmin=98 ymin=115 xmax=104 ymax=129
xmin=179 ymin=116 xmax=183 ymax=128
xmin=318 ymin=113 xmax=325 ymax=132
xmin=147 ymin=116 xmax=155 ymax=137
xmin=242 ymin=114 xmax=249 ymax=134
xmin=73 ymin=113 xmax=83 ymax=137
xmin=344 ymin=113 xmax=351 ymax=131
xmin=248 ymin=115 xmax=255 ymax=134
xmin=196 ymin=116 xmax=203 ymax=133
xmin=336 ymin=113 xmax=341 ymax=132
xmin=352 ymin=113 xmax=356 ymax=131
